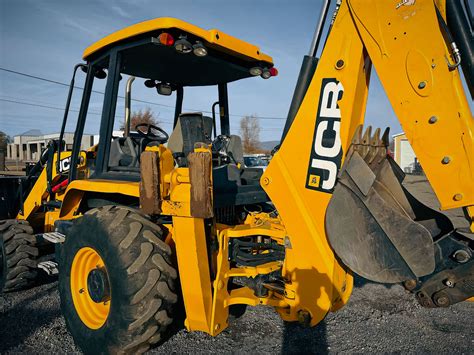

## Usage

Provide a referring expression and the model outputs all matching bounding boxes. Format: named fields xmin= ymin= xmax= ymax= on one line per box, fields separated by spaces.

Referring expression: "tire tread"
xmin=60 ymin=206 xmax=178 ymax=353
xmin=0 ymin=219 xmax=38 ymax=292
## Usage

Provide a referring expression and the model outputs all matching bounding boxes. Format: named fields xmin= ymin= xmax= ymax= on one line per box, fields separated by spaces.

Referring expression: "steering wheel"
xmin=135 ymin=123 xmax=169 ymax=143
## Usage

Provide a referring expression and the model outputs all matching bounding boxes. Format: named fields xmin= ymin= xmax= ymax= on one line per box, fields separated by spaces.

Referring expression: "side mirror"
xmin=94 ymin=68 xmax=107 ymax=79
xmin=157 ymin=83 xmax=172 ymax=96
xmin=79 ymin=65 xmax=106 ymax=79
xmin=144 ymin=79 xmax=157 ymax=88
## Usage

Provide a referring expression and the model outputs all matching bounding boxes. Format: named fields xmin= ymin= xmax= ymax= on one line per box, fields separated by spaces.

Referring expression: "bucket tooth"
xmin=376 ymin=128 xmax=388 ymax=166
xmin=359 ymin=126 xmax=372 ymax=158
xmin=347 ymin=125 xmax=390 ymax=169
xmin=352 ymin=125 xmax=363 ymax=145
xmin=366 ymin=127 xmax=381 ymax=164
xmin=382 ymin=127 xmax=390 ymax=147
xmin=377 ymin=128 xmax=390 ymax=161
xmin=362 ymin=125 xmax=371 ymax=144
xmin=371 ymin=127 xmax=381 ymax=146
xmin=369 ymin=127 xmax=390 ymax=169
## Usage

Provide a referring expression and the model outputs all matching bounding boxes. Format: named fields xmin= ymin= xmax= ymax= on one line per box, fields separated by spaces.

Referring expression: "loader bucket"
xmin=326 ymin=126 xmax=454 ymax=283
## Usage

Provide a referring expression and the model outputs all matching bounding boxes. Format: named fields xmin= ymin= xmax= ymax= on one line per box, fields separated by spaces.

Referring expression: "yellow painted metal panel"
xmin=172 ymin=216 xmax=213 ymax=333
xmin=18 ymin=150 xmax=76 ymax=221
xmin=59 ymin=179 xmax=139 ymax=219
xmin=348 ymin=0 xmax=474 ymax=209
xmin=83 ymin=17 xmax=273 ymax=65
xmin=64 ymin=179 xmax=139 ymax=197
xmin=262 ymin=0 xmax=366 ymax=325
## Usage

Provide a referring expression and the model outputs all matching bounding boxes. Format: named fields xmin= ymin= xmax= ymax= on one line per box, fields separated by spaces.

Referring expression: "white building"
xmin=93 ymin=130 xmax=125 ymax=145
xmin=6 ymin=130 xmax=94 ymax=162
xmin=392 ymin=132 xmax=418 ymax=173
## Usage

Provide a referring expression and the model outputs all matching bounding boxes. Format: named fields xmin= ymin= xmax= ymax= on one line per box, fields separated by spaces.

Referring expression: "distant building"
xmin=392 ymin=132 xmax=421 ymax=174
xmin=6 ymin=130 xmax=94 ymax=162
xmin=93 ymin=130 xmax=125 ymax=145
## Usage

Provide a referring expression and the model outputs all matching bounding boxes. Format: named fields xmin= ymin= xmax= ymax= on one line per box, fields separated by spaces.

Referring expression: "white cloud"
xmin=111 ymin=5 xmax=132 ymax=19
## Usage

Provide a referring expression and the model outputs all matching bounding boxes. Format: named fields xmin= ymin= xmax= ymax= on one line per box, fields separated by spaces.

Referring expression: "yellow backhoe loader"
xmin=1 ymin=0 xmax=473 ymax=353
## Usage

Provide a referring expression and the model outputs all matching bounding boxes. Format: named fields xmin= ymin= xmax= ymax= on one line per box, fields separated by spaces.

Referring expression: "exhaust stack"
xmin=124 ymin=76 xmax=135 ymax=137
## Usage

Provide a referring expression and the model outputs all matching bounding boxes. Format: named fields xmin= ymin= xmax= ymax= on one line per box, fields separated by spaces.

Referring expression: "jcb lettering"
xmin=59 ymin=157 xmax=71 ymax=173
xmin=314 ymin=120 xmax=341 ymax=158
xmin=320 ymin=81 xmax=343 ymax=118
xmin=306 ymin=78 xmax=344 ymax=193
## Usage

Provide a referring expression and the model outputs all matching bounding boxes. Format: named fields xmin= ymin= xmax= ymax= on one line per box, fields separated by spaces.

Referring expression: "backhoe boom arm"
xmin=262 ymin=0 xmax=473 ymax=321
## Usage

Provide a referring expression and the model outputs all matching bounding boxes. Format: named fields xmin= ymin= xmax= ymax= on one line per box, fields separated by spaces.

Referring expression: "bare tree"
xmin=0 ymin=131 xmax=11 ymax=146
xmin=240 ymin=115 xmax=261 ymax=153
xmin=0 ymin=131 xmax=9 ymax=171
xmin=120 ymin=108 xmax=160 ymax=132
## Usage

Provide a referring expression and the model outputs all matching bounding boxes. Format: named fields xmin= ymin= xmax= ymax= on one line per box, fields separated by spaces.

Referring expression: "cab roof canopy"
xmin=83 ymin=17 xmax=274 ymax=87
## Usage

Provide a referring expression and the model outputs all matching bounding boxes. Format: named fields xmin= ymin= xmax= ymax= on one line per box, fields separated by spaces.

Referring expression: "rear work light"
xmin=158 ymin=32 xmax=174 ymax=46
xmin=175 ymin=35 xmax=192 ymax=54
xmin=261 ymin=67 xmax=278 ymax=79
xmin=193 ymin=41 xmax=208 ymax=57
xmin=261 ymin=68 xmax=272 ymax=79
xmin=249 ymin=67 xmax=263 ymax=76
xmin=251 ymin=67 xmax=278 ymax=78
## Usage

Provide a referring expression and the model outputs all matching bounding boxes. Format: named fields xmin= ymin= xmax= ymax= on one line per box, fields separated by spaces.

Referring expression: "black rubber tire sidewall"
xmin=58 ymin=207 xmax=177 ymax=354
xmin=59 ymin=214 xmax=136 ymax=354
xmin=0 ymin=220 xmax=38 ymax=292
xmin=0 ymin=235 xmax=6 ymax=292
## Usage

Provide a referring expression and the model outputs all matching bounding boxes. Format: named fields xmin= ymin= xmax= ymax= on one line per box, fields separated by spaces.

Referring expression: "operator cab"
xmin=66 ymin=18 xmax=276 ymax=211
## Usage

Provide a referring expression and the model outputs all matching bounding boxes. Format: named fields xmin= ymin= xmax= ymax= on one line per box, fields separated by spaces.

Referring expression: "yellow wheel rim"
xmin=71 ymin=247 xmax=110 ymax=329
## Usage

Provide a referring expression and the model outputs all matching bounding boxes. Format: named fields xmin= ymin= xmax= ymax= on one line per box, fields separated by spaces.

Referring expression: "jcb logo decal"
xmin=306 ymin=78 xmax=343 ymax=193
xmin=59 ymin=157 xmax=71 ymax=173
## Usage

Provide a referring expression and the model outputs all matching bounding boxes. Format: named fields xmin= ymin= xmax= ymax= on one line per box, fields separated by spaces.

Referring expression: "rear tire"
xmin=59 ymin=205 xmax=178 ymax=354
xmin=0 ymin=219 xmax=38 ymax=292
xmin=0 ymin=231 xmax=5 ymax=291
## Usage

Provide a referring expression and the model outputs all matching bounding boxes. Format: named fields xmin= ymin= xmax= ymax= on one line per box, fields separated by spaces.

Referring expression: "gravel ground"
xmin=1 ymin=176 xmax=473 ymax=353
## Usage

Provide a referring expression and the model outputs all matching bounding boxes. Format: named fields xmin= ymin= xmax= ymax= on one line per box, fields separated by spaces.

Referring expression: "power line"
xmin=1 ymin=96 xmax=281 ymax=134
xmin=0 ymin=67 xmax=287 ymax=120
xmin=0 ymin=94 xmax=103 ymax=115
xmin=0 ymin=95 xmax=282 ymax=133
xmin=0 ymin=68 xmax=73 ymax=89
xmin=0 ymin=97 xmax=175 ymax=124
xmin=0 ymin=67 xmax=176 ymax=110
xmin=0 ymin=98 xmax=87 ymax=114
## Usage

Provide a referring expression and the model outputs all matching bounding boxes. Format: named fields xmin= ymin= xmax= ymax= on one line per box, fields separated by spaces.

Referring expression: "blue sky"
xmin=0 ymin=0 xmax=471 ymax=141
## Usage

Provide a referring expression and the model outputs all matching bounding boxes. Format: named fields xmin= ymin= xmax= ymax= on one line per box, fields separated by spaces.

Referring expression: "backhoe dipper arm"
xmin=262 ymin=0 xmax=473 ymax=322
xmin=347 ymin=0 xmax=474 ymax=212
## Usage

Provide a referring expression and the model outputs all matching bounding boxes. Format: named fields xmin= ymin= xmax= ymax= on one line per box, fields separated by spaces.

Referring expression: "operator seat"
xmin=226 ymin=135 xmax=244 ymax=165
xmin=108 ymin=136 xmax=140 ymax=169
xmin=168 ymin=112 xmax=245 ymax=166
xmin=167 ymin=112 xmax=213 ymax=158
xmin=167 ymin=112 xmax=268 ymax=208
